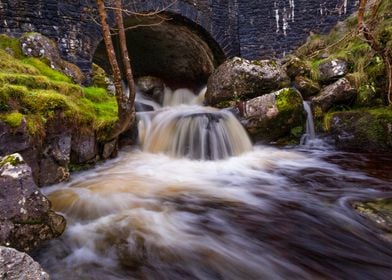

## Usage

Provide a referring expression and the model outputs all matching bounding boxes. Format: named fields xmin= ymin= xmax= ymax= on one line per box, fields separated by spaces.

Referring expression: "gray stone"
xmin=102 ymin=139 xmax=118 ymax=160
xmin=206 ymin=57 xmax=290 ymax=107
xmin=318 ymin=59 xmax=348 ymax=83
xmin=236 ymin=88 xmax=306 ymax=142
xmin=137 ymin=76 xmax=165 ymax=104
xmin=0 ymin=246 xmax=50 ymax=280
xmin=0 ymin=154 xmax=66 ymax=252
xmin=311 ymin=78 xmax=356 ymax=112
xmin=71 ymin=133 xmax=97 ymax=164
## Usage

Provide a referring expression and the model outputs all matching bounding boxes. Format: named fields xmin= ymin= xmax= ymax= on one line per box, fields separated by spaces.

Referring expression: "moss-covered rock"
xmin=294 ymin=76 xmax=320 ymax=98
xmin=325 ymin=108 xmax=392 ymax=152
xmin=353 ymin=198 xmax=392 ymax=241
xmin=205 ymin=57 xmax=290 ymax=107
xmin=237 ymin=88 xmax=306 ymax=143
xmin=92 ymin=63 xmax=111 ymax=89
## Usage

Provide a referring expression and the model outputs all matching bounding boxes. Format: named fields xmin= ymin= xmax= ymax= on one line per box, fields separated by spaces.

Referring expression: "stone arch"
xmin=93 ymin=9 xmax=227 ymax=87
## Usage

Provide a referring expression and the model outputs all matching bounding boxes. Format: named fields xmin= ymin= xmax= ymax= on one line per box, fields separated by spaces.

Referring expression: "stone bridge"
xmin=0 ymin=0 xmax=356 ymax=85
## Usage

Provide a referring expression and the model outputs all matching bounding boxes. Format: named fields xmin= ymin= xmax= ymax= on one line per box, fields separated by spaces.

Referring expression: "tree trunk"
xmin=114 ymin=0 xmax=136 ymax=109
xmin=357 ymin=0 xmax=367 ymax=30
xmin=96 ymin=0 xmax=134 ymax=140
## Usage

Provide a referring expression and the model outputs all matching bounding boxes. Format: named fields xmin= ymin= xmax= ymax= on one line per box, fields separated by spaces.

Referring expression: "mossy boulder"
xmin=294 ymin=76 xmax=320 ymax=99
xmin=284 ymin=55 xmax=311 ymax=79
xmin=91 ymin=63 xmax=111 ymax=90
xmin=20 ymin=33 xmax=85 ymax=84
xmin=353 ymin=198 xmax=392 ymax=241
xmin=325 ymin=108 xmax=392 ymax=152
xmin=236 ymin=88 xmax=306 ymax=143
xmin=206 ymin=57 xmax=290 ymax=108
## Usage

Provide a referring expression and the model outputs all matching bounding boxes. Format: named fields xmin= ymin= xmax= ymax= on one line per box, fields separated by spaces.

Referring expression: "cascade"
xmin=300 ymin=101 xmax=316 ymax=145
xmin=137 ymin=87 xmax=252 ymax=160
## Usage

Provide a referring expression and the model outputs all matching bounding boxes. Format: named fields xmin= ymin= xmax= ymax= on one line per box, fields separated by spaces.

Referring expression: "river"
xmin=35 ymin=87 xmax=392 ymax=280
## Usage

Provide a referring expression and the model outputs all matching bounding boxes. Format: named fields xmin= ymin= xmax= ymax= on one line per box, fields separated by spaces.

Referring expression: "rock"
xmin=91 ymin=63 xmax=111 ymax=90
xmin=311 ymin=78 xmax=356 ymax=113
xmin=318 ymin=59 xmax=348 ymax=83
xmin=0 ymin=246 xmax=50 ymax=280
xmin=236 ymin=88 xmax=306 ymax=142
xmin=325 ymin=109 xmax=392 ymax=152
xmin=294 ymin=76 xmax=320 ymax=98
xmin=20 ymin=33 xmax=84 ymax=84
xmin=206 ymin=57 xmax=290 ymax=107
xmin=71 ymin=133 xmax=98 ymax=164
xmin=39 ymin=133 xmax=71 ymax=186
xmin=0 ymin=120 xmax=31 ymax=156
xmin=137 ymin=76 xmax=165 ymax=104
xmin=353 ymin=198 xmax=392 ymax=242
xmin=0 ymin=154 xmax=66 ymax=252
xmin=284 ymin=56 xmax=311 ymax=79
xmin=102 ymin=139 xmax=118 ymax=159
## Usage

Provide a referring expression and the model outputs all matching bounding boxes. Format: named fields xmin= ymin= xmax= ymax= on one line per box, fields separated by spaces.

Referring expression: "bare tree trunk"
xmin=96 ymin=0 xmax=134 ymax=140
xmin=114 ymin=0 xmax=136 ymax=109
xmin=357 ymin=0 xmax=367 ymax=30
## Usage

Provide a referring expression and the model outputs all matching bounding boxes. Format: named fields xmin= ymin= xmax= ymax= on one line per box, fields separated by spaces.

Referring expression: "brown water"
xmin=35 ymin=88 xmax=392 ymax=280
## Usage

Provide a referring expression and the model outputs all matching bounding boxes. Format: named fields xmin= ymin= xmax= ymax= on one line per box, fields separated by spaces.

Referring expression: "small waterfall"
xmin=300 ymin=101 xmax=316 ymax=145
xmin=137 ymin=86 xmax=252 ymax=160
xmin=139 ymin=106 xmax=252 ymax=160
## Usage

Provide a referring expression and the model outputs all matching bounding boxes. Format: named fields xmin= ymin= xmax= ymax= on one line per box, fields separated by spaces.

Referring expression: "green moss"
xmin=276 ymin=88 xmax=302 ymax=112
xmin=0 ymin=154 xmax=23 ymax=167
xmin=1 ymin=112 xmax=24 ymax=127
xmin=0 ymin=49 xmax=38 ymax=75
xmin=92 ymin=63 xmax=109 ymax=88
xmin=22 ymin=58 xmax=72 ymax=83
xmin=0 ymin=34 xmax=23 ymax=58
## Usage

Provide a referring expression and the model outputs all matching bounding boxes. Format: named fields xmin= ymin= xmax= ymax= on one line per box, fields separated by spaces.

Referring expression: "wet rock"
xmin=284 ymin=56 xmax=311 ymax=79
xmin=294 ymin=76 xmax=320 ymax=98
xmin=0 ymin=246 xmax=50 ymax=280
xmin=39 ymin=133 xmax=71 ymax=186
xmin=20 ymin=33 xmax=84 ymax=84
xmin=311 ymin=78 xmax=356 ymax=113
xmin=0 ymin=154 xmax=66 ymax=252
xmin=71 ymin=133 xmax=98 ymax=164
xmin=236 ymin=88 xmax=306 ymax=142
xmin=137 ymin=76 xmax=165 ymax=104
xmin=102 ymin=139 xmax=118 ymax=159
xmin=0 ymin=119 xmax=31 ymax=156
xmin=318 ymin=59 xmax=348 ymax=83
xmin=325 ymin=109 xmax=392 ymax=152
xmin=353 ymin=198 xmax=392 ymax=241
xmin=206 ymin=57 xmax=290 ymax=108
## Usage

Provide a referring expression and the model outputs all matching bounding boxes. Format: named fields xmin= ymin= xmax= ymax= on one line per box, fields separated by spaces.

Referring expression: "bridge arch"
xmin=93 ymin=9 xmax=226 ymax=87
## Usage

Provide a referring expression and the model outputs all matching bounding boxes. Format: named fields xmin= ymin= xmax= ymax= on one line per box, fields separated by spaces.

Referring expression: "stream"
xmin=35 ymin=88 xmax=392 ymax=280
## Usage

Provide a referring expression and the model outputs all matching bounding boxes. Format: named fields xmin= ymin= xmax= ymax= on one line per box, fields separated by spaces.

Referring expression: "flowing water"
xmin=36 ymin=87 xmax=392 ymax=280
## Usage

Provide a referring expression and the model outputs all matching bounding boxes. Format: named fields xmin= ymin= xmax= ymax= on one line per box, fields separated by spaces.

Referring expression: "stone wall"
xmin=0 ymin=0 xmax=356 ymax=73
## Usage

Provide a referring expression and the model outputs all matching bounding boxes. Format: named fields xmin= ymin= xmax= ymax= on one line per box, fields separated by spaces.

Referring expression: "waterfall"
xmin=137 ymin=87 xmax=252 ymax=160
xmin=300 ymin=101 xmax=316 ymax=145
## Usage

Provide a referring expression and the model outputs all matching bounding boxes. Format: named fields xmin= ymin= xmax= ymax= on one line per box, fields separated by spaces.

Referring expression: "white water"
xmin=300 ymin=101 xmax=316 ymax=146
xmin=36 ymin=87 xmax=392 ymax=280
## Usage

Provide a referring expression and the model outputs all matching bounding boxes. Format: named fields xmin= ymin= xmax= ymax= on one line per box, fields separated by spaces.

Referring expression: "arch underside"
xmin=93 ymin=13 xmax=225 ymax=88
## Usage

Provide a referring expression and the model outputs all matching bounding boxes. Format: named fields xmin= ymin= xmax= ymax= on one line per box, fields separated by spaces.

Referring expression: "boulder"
xmin=0 ymin=246 xmax=50 ymax=280
xmin=325 ymin=109 xmax=392 ymax=152
xmin=236 ymin=88 xmax=306 ymax=142
xmin=71 ymin=133 xmax=98 ymax=164
xmin=284 ymin=56 xmax=311 ymax=79
xmin=137 ymin=76 xmax=165 ymax=104
xmin=311 ymin=78 xmax=356 ymax=113
xmin=294 ymin=76 xmax=320 ymax=98
xmin=353 ymin=198 xmax=392 ymax=242
xmin=20 ymin=33 xmax=84 ymax=84
xmin=318 ymin=59 xmax=348 ymax=83
xmin=206 ymin=57 xmax=290 ymax=107
xmin=39 ymin=133 xmax=71 ymax=186
xmin=0 ymin=154 xmax=66 ymax=252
